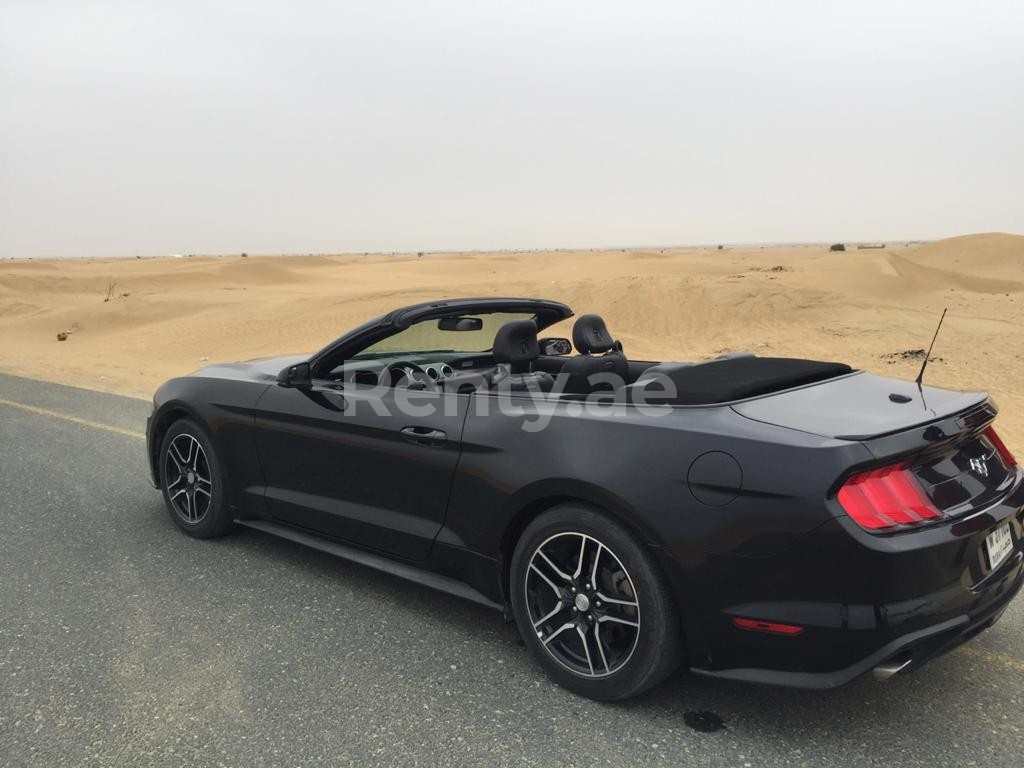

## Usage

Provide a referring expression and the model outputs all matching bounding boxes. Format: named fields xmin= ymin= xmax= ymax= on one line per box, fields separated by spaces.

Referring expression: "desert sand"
xmin=1 ymin=233 xmax=1022 ymax=449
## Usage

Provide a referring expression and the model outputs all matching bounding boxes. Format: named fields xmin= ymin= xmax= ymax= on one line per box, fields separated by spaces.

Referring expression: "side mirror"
xmin=539 ymin=337 xmax=572 ymax=356
xmin=277 ymin=361 xmax=312 ymax=388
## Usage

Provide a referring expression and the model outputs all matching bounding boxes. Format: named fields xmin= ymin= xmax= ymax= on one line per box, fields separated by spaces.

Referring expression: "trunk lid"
xmin=731 ymin=371 xmax=986 ymax=440
xmin=733 ymin=370 xmax=1019 ymax=522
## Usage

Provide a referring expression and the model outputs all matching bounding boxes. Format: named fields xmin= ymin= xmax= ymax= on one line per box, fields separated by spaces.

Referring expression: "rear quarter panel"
xmin=442 ymin=396 xmax=872 ymax=560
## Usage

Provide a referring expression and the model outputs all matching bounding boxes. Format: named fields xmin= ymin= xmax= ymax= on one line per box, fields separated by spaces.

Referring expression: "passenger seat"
xmin=560 ymin=315 xmax=629 ymax=393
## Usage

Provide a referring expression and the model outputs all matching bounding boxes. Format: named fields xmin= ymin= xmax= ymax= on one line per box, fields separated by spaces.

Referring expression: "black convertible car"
xmin=147 ymin=297 xmax=1023 ymax=699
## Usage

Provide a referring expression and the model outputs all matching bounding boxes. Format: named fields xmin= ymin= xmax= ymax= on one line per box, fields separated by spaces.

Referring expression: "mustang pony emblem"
xmin=969 ymin=456 xmax=989 ymax=478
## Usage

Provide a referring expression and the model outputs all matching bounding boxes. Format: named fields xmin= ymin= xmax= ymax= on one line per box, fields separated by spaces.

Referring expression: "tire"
xmin=158 ymin=418 xmax=235 ymax=538
xmin=510 ymin=503 xmax=682 ymax=700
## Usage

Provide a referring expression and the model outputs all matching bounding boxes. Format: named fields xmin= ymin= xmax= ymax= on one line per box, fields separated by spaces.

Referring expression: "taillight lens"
xmin=984 ymin=427 xmax=1018 ymax=469
xmin=837 ymin=463 xmax=941 ymax=530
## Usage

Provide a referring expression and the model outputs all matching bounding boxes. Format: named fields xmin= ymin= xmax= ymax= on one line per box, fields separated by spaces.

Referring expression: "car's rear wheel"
xmin=159 ymin=419 xmax=234 ymax=538
xmin=510 ymin=503 xmax=682 ymax=700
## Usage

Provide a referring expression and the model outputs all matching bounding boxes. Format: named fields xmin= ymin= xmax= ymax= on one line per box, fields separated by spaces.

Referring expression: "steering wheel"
xmin=386 ymin=361 xmax=430 ymax=389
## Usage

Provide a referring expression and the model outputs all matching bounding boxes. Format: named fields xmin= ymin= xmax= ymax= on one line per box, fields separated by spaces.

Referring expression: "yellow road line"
xmin=956 ymin=642 xmax=1024 ymax=673
xmin=0 ymin=397 xmax=145 ymax=440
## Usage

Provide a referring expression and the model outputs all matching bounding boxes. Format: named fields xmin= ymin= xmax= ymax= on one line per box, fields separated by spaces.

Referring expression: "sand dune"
xmin=903 ymin=233 xmax=1024 ymax=278
xmin=1 ymin=233 xmax=1022 ymax=450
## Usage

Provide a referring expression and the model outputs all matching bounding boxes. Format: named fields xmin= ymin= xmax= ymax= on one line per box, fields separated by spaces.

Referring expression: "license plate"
xmin=985 ymin=524 xmax=1014 ymax=570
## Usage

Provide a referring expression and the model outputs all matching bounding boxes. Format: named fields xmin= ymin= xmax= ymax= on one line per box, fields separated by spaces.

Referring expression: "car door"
xmin=252 ymin=379 xmax=470 ymax=561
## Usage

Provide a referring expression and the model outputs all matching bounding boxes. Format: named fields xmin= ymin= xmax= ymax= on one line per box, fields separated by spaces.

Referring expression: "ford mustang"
xmin=146 ymin=297 xmax=1023 ymax=699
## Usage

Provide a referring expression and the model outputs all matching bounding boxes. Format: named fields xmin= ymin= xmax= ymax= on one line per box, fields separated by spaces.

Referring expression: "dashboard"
xmin=331 ymin=353 xmax=498 ymax=389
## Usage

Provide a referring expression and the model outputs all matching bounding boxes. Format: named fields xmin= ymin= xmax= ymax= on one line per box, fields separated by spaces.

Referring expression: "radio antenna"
xmin=915 ymin=308 xmax=947 ymax=387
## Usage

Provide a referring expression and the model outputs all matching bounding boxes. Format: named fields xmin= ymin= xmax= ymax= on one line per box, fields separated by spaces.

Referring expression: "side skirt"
xmin=235 ymin=519 xmax=504 ymax=611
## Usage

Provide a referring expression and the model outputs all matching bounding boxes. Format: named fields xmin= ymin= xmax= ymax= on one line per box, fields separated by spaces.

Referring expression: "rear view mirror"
xmin=438 ymin=316 xmax=484 ymax=332
xmin=540 ymin=337 xmax=572 ymax=356
xmin=277 ymin=361 xmax=312 ymax=388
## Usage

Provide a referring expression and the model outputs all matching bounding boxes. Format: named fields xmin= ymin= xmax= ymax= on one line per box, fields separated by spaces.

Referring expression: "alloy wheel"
xmin=524 ymin=531 xmax=641 ymax=678
xmin=164 ymin=433 xmax=213 ymax=524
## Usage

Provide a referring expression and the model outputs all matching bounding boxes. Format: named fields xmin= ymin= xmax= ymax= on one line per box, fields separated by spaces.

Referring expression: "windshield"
xmin=352 ymin=311 xmax=536 ymax=358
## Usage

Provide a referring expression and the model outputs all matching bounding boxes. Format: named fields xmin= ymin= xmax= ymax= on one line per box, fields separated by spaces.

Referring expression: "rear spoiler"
xmin=858 ymin=400 xmax=996 ymax=461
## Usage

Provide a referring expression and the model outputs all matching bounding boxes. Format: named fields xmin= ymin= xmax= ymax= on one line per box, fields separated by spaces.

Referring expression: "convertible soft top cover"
xmin=634 ymin=357 xmax=853 ymax=405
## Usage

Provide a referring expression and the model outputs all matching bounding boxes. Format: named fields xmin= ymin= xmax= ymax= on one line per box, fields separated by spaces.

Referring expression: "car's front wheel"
xmin=510 ymin=503 xmax=682 ymax=700
xmin=158 ymin=418 xmax=234 ymax=538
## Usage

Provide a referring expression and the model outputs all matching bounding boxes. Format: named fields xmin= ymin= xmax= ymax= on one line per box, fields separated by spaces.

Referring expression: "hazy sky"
xmin=1 ymin=1 xmax=1022 ymax=258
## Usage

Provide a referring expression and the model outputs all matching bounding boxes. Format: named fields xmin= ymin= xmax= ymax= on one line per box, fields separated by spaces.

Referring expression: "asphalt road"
xmin=1 ymin=372 xmax=1023 ymax=768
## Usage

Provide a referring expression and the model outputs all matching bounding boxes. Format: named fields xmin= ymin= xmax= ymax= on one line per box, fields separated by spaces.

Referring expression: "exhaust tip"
xmin=873 ymin=650 xmax=914 ymax=680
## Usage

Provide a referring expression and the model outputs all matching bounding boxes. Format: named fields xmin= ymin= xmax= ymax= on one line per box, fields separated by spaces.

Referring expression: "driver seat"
xmin=489 ymin=319 xmax=555 ymax=392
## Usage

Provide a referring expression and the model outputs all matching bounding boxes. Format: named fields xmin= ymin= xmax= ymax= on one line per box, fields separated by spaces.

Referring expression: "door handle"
xmin=400 ymin=426 xmax=447 ymax=445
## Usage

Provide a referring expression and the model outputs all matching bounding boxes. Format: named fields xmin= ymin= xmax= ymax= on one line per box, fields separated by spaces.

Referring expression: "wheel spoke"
xmin=595 ymin=591 xmax=638 ymax=608
xmin=529 ymin=563 xmax=564 ymax=598
xmin=171 ymin=440 xmax=189 ymax=466
xmin=537 ymin=548 xmax=573 ymax=583
xmin=598 ymin=599 xmax=640 ymax=626
xmin=533 ymin=602 xmax=567 ymax=629
xmin=597 ymin=614 xmax=639 ymax=629
xmin=541 ymin=622 xmax=576 ymax=646
xmin=589 ymin=542 xmax=603 ymax=590
xmin=189 ymin=438 xmax=202 ymax=471
xmin=572 ymin=535 xmax=587 ymax=579
xmin=594 ymin=622 xmax=610 ymax=673
xmin=576 ymin=625 xmax=595 ymax=675
xmin=167 ymin=451 xmax=183 ymax=473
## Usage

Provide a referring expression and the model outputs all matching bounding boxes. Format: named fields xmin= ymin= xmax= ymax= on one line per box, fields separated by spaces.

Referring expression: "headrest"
xmin=492 ymin=319 xmax=540 ymax=364
xmin=572 ymin=314 xmax=615 ymax=354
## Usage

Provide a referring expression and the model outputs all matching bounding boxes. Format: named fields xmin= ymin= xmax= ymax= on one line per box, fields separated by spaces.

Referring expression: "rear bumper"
xmin=690 ymin=555 xmax=1022 ymax=688
xmin=671 ymin=473 xmax=1024 ymax=689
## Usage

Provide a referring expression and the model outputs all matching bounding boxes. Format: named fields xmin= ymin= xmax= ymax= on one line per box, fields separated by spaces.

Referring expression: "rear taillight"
xmin=984 ymin=427 xmax=1018 ymax=469
xmin=837 ymin=463 xmax=941 ymax=530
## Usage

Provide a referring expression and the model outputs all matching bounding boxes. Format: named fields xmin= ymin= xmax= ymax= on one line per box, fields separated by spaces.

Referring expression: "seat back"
xmin=492 ymin=319 xmax=541 ymax=374
xmin=561 ymin=315 xmax=628 ymax=393
xmin=572 ymin=314 xmax=617 ymax=356
xmin=490 ymin=319 xmax=554 ymax=392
